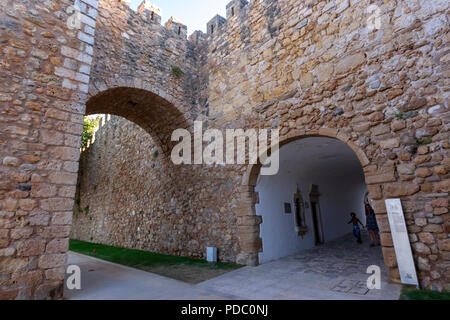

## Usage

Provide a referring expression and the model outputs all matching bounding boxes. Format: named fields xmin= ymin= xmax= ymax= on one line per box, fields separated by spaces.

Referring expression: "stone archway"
xmin=87 ymin=77 xmax=191 ymax=118
xmin=236 ymin=128 xmax=400 ymax=283
xmin=85 ymin=85 xmax=192 ymax=156
xmin=71 ymin=85 xmax=197 ymax=250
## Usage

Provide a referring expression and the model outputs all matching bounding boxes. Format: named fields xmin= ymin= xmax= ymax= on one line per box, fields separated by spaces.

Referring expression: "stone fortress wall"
xmin=0 ymin=0 xmax=448 ymax=299
xmin=76 ymin=0 xmax=449 ymax=292
xmin=204 ymin=0 xmax=449 ymax=290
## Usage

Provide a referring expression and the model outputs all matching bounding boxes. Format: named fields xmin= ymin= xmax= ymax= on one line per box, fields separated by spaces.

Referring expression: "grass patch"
xmin=400 ymin=286 xmax=450 ymax=300
xmin=69 ymin=239 xmax=242 ymax=284
xmin=171 ymin=65 xmax=183 ymax=78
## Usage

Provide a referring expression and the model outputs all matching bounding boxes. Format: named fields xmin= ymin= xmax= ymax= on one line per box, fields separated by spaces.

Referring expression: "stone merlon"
xmin=138 ymin=0 xmax=162 ymax=24
xmin=189 ymin=30 xmax=207 ymax=44
xmin=207 ymin=14 xmax=227 ymax=36
xmin=226 ymin=0 xmax=249 ymax=19
xmin=165 ymin=16 xmax=188 ymax=39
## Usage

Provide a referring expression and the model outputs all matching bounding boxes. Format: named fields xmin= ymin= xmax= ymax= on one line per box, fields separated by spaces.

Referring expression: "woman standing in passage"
xmin=365 ymin=204 xmax=380 ymax=247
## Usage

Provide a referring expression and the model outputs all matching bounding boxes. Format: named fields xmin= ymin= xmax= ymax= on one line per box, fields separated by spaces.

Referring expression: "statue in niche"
xmin=293 ymin=185 xmax=308 ymax=237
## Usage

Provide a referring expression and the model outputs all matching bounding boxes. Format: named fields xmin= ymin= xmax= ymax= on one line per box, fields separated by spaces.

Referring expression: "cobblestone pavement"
xmin=197 ymin=233 xmax=402 ymax=300
xmin=66 ymin=233 xmax=402 ymax=300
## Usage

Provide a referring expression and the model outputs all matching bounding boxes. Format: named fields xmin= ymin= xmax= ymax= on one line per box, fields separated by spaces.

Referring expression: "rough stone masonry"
xmin=0 ymin=0 xmax=449 ymax=299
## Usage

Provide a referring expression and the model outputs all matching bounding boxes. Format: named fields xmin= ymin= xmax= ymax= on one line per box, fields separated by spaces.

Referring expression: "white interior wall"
xmin=256 ymin=137 xmax=368 ymax=263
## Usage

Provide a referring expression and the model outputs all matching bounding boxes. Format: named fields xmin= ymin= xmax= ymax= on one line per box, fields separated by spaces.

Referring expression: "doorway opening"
xmin=255 ymin=137 xmax=380 ymax=264
xmin=309 ymin=184 xmax=324 ymax=245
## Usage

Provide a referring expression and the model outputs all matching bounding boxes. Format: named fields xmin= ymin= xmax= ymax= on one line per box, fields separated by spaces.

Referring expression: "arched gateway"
xmin=237 ymin=130 xmax=397 ymax=278
xmin=238 ymin=131 xmax=370 ymax=255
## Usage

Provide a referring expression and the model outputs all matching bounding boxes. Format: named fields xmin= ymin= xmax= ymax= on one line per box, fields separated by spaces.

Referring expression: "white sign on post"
xmin=385 ymin=199 xmax=419 ymax=287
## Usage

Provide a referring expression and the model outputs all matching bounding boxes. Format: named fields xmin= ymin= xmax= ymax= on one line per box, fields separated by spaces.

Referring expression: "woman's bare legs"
xmin=369 ymin=230 xmax=375 ymax=246
xmin=375 ymin=230 xmax=381 ymax=245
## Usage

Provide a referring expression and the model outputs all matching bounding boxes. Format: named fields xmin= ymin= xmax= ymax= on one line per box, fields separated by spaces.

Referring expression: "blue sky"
xmin=130 ymin=0 xmax=229 ymax=34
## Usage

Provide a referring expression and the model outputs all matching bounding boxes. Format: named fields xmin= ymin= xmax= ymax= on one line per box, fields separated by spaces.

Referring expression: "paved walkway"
xmin=65 ymin=252 xmax=225 ymax=300
xmin=65 ymin=233 xmax=402 ymax=300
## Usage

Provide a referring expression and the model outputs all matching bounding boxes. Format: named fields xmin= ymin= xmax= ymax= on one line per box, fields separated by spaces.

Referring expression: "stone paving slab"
xmin=197 ymin=234 xmax=402 ymax=300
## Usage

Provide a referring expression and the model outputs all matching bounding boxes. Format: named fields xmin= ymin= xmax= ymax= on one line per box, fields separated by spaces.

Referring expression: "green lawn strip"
xmin=400 ymin=286 xmax=450 ymax=300
xmin=69 ymin=239 xmax=242 ymax=271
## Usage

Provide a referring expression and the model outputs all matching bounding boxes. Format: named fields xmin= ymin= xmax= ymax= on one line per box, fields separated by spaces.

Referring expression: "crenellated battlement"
xmin=206 ymin=14 xmax=227 ymax=36
xmin=201 ymin=0 xmax=345 ymax=47
xmin=200 ymin=0 xmax=357 ymax=58
xmin=110 ymin=0 xmax=263 ymax=44
xmin=165 ymin=16 xmax=188 ymax=39
xmin=100 ymin=0 xmax=274 ymax=47
xmin=107 ymin=0 xmax=194 ymax=41
xmin=205 ymin=0 xmax=253 ymax=39
xmin=189 ymin=30 xmax=207 ymax=44
xmin=226 ymin=0 xmax=249 ymax=20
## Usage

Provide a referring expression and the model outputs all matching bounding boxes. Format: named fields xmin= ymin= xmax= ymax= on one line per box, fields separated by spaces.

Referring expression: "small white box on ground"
xmin=206 ymin=247 xmax=217 ymax=263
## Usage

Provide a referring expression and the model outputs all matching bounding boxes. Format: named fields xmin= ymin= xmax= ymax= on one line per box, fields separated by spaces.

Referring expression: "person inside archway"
xmin=365 ymin=204 xmax=381 ymax=247
xmin=348 ymin=213 xmax=364 ymax=244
